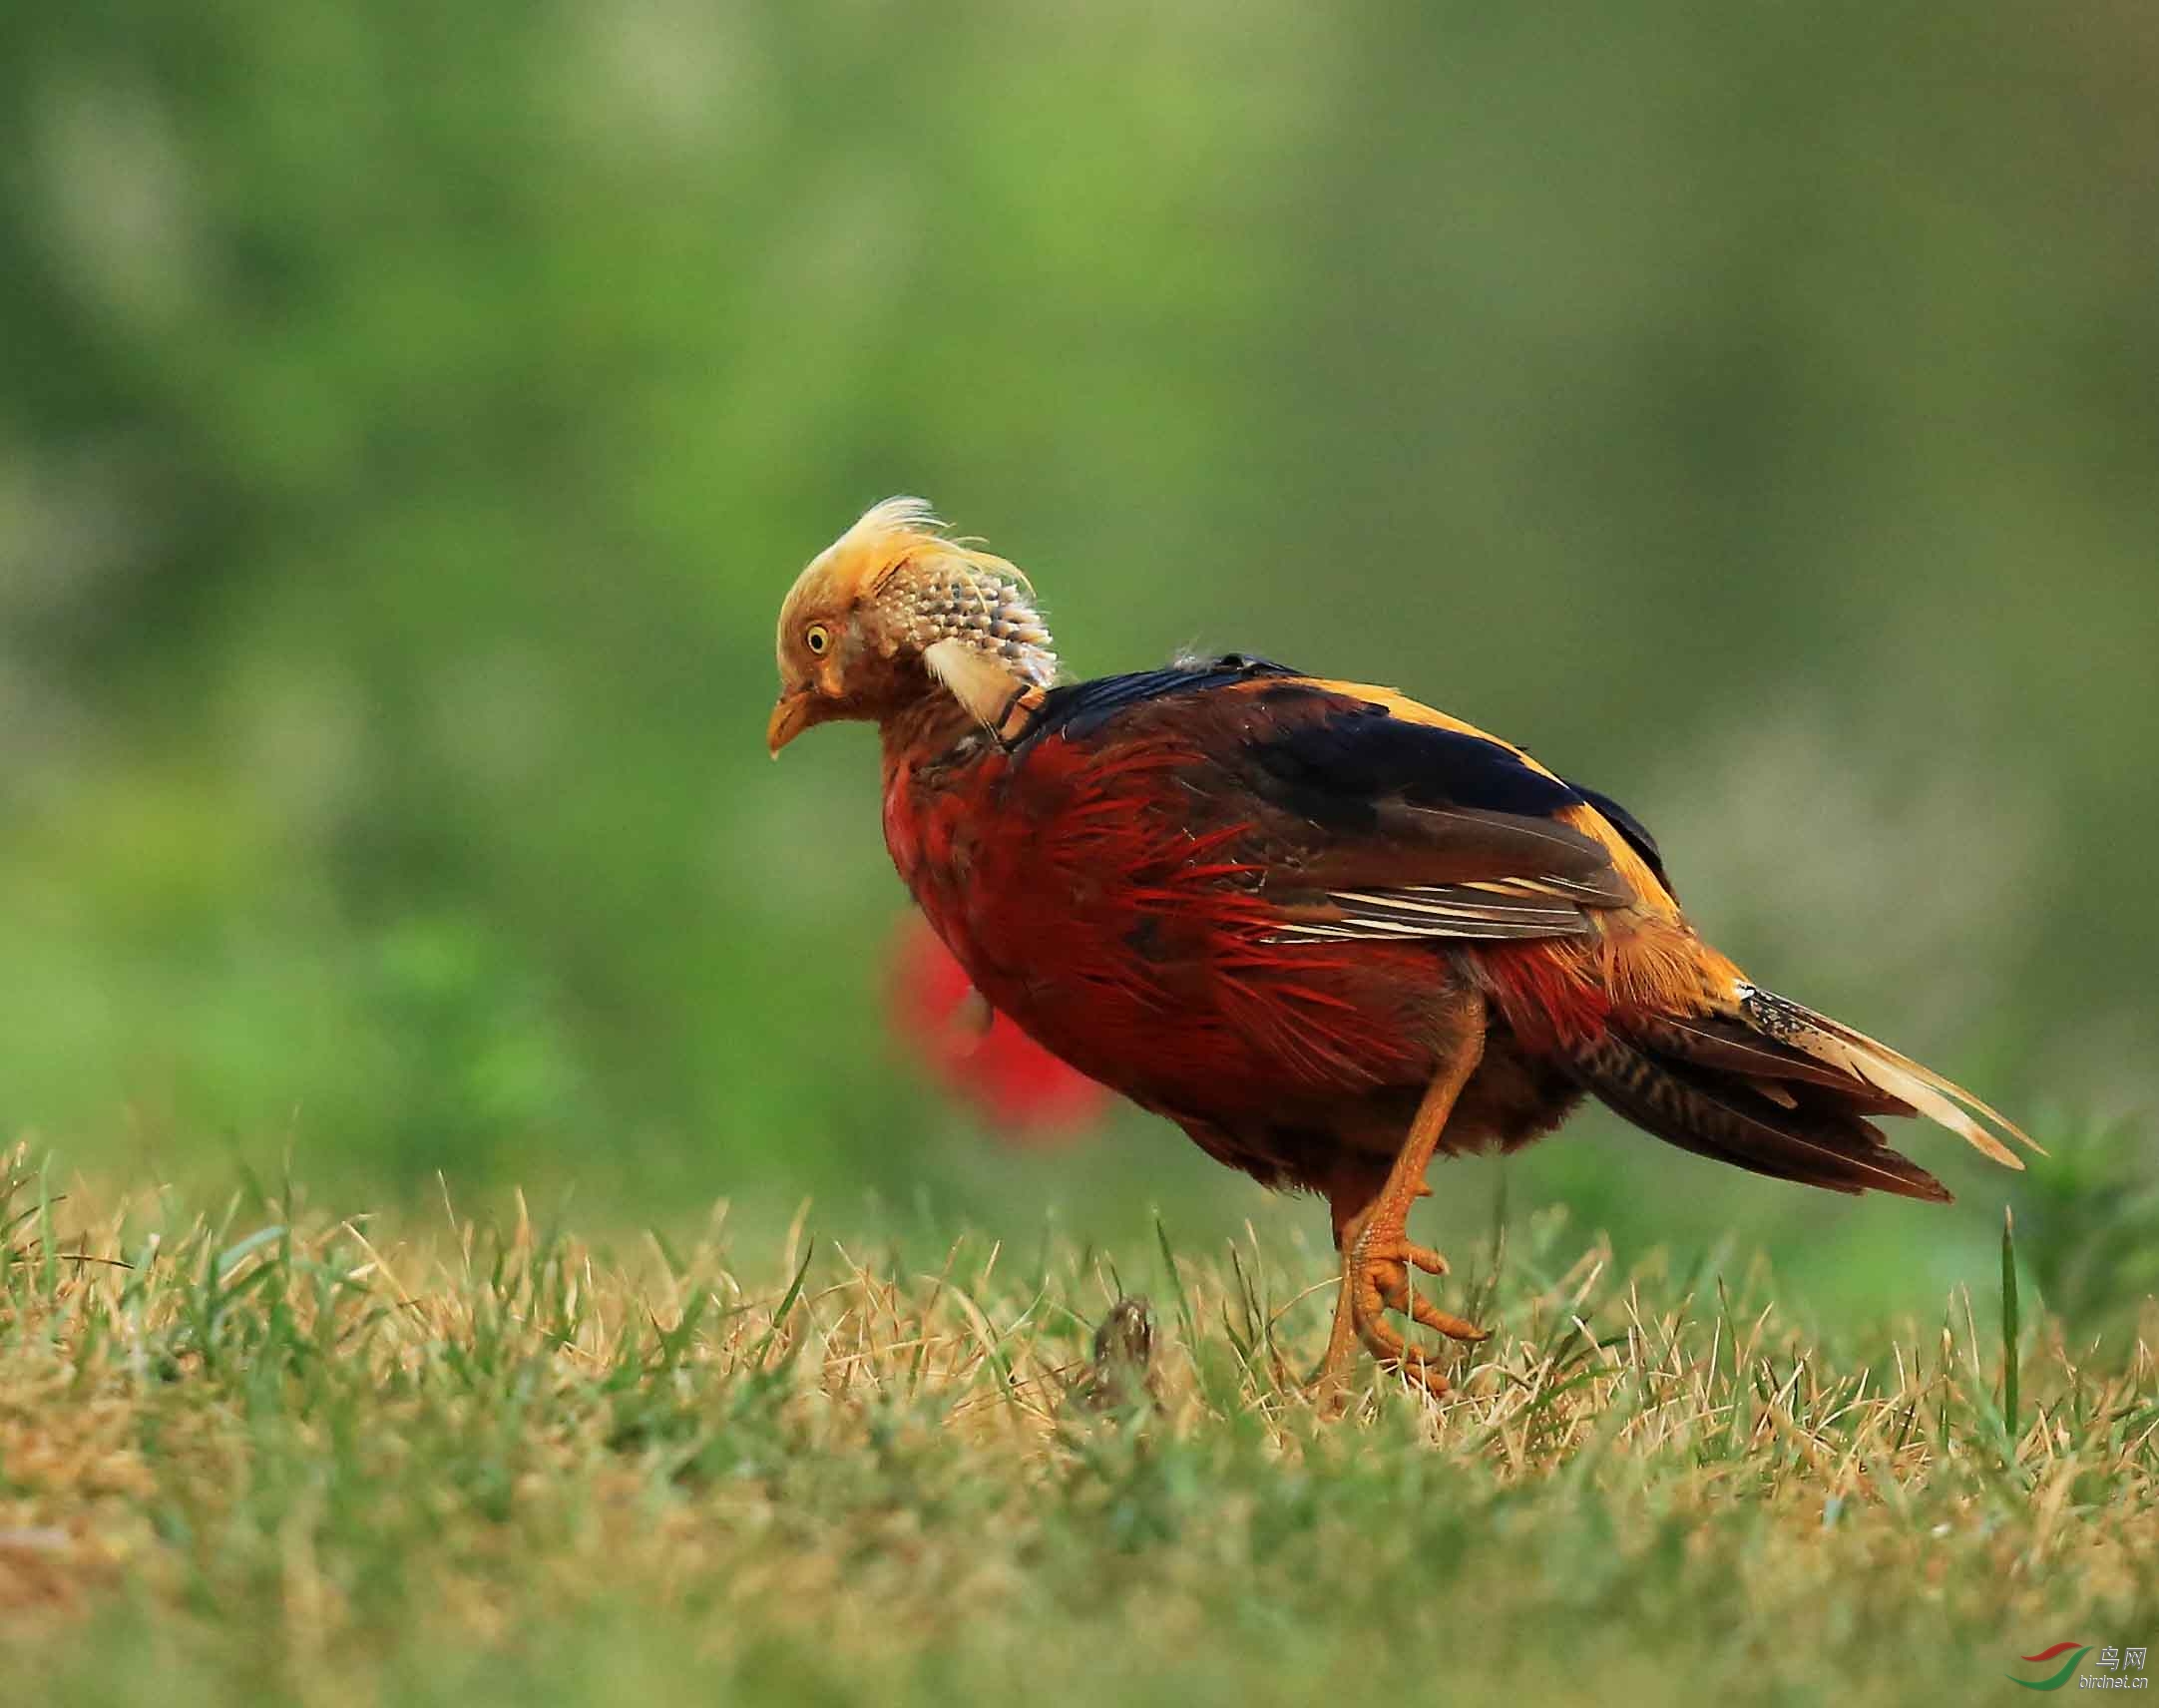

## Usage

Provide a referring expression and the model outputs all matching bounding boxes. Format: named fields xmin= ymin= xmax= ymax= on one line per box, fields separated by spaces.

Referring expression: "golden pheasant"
xmin=767 ymin=499 xmax=2038 ymax=1396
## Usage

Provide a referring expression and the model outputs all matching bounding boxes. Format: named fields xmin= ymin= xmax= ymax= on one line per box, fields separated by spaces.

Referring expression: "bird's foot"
xmin=1311 ymin=1232 xmax=1486 ymax=1405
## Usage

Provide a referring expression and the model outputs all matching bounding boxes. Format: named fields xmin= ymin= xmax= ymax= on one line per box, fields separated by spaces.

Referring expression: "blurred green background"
xmin=2 ymin=2 xmax=2153 ymax=1318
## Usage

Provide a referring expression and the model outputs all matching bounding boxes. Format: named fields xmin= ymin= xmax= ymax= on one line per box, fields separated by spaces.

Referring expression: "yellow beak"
xmin=766 ymin=690 xmax=815 ymax=757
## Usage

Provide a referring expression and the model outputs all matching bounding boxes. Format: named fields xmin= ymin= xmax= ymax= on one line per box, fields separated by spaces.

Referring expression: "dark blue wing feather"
xmin=1025 ymin=654 xmax=1298 ymax=744
xmin=1243 ymin=700 xmax=1585 ymax=828
xmin=1570 ymin=783 xmax=1672 ymax=894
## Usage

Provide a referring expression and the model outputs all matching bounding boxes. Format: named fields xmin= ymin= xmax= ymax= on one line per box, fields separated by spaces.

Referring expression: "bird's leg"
xmin=1313 ymin=1169 xmax=1383 ymax=1398
xmin=1315 ymin=992 xmax=1490 ymax=1400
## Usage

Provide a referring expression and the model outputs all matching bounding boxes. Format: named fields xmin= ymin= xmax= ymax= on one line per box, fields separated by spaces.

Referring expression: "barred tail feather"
xmin=1734 ymin=983 xmax=2040 ymax=1170
xmin=1563 ymin=1033 xmax=1951 ymax=1201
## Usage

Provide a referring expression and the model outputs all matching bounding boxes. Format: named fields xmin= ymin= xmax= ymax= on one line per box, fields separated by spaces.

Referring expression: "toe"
xmin=1361 ymin=1234 xmax=1451 ymax=1277
xmin=1383 ymin=1276 xmax=1490 ymax=1344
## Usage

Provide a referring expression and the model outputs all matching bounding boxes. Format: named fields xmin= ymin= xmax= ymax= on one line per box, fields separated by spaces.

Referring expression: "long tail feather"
xmin=1564 ymin=1033 xmax=1950 ymax=1201
xmin=1733 ymin=983 xmax=2039 ymax=1170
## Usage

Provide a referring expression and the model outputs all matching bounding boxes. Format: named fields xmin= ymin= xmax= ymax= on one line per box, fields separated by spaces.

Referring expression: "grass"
xmin=3 ymin=1142 xmax=2156 ymax=1707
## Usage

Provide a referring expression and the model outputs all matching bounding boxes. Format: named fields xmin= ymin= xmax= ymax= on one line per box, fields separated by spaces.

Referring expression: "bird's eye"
xmin=804 ymin=624 xmax=831 ymax=656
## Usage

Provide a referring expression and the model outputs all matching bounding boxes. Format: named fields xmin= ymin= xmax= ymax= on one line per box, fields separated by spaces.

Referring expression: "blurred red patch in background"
xmin=888 ymin=915 xmax=1109 ymax=1143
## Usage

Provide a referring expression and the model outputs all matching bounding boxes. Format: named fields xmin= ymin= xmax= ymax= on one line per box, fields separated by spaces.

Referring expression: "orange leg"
xmin=1314 ymin=992 xmax=1491 ymax=1400
xmin=1314 ymin=1171 xmax=1381 ymax=1391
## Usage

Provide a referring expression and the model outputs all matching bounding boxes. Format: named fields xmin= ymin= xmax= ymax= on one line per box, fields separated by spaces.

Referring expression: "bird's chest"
xmin=881 ymin=738 xmax=1163 ymax=992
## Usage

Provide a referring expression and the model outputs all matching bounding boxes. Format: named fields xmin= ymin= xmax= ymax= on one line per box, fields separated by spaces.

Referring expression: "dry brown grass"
xmin=4 ymin=1146 xmax=2156 ymax=1705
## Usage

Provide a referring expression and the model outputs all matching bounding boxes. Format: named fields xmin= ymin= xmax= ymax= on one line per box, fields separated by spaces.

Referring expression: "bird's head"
xmin=767 ymin=498 xmax=1058 ymax=755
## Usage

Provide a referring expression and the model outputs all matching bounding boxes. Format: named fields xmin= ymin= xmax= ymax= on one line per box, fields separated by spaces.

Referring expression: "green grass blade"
xmin=1152 ymin=1212 xmax=1197 ymax=1356
xmin=2000 ymin=1204 xmax=2020 ymax=1455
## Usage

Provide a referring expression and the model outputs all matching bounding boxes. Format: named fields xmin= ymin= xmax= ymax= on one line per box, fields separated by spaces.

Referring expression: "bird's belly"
xmin=933 ymin=898 xmax=1464 ymax=1126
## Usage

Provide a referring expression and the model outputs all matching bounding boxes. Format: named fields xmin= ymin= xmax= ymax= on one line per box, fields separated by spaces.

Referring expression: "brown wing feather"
xmin=1155 ymin=677 xmax=1647 ymax=947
